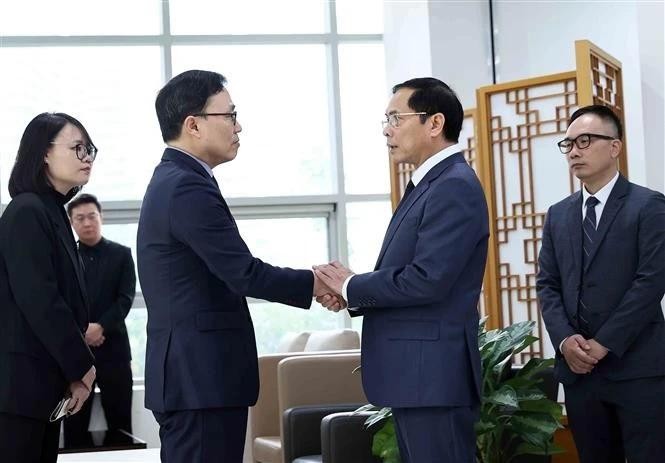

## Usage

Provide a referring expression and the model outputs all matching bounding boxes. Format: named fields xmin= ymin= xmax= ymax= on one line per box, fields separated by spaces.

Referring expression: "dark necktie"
xmin=578 ymin=196 xmax=599 ymax=336
xmin=396 ymin=180 xmax=415 ymax=212
xmin=582 ymin=196 xmax=600 ymax=262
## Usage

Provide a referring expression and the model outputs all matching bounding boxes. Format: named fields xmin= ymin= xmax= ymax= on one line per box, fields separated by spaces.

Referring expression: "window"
xmin=0 ymin=1 xmax=387 ymax=380
xmin=172 ymin=44 xmax=334 ymax=197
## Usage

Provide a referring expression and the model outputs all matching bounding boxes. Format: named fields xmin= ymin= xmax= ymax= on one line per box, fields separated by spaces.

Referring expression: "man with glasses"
xmin=138 ymin=70 xmax=334 ymax=462
xmin=537 ymin=105 xmax=665 ymax=463
xmin=64 ymin=194 xmax=136 ymax=447
xmin=315 ymin=77 xmax=488 ymax=462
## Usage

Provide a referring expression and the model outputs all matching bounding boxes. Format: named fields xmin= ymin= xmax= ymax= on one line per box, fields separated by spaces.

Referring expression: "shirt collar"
xmin=167 ymin=145 xmax=214 ymax=177
xmin=410 ymin=143 xmax=462 ymax=186
xmin=582 ymin=171 xmax=619 ymax=206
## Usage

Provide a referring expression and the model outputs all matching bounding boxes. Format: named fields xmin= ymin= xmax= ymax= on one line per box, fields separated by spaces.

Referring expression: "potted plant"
xmin=358 ymin=319 xmax=564 ymax=463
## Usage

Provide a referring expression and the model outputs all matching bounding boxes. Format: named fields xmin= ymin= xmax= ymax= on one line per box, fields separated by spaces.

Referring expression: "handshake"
xmin=311 ymin=261 xmax=354 ymax=312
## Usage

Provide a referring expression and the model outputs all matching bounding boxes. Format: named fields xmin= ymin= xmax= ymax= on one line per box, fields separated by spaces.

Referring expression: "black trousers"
xmin=565 ymin=373 xmax=665 ymax=463
xmin=392 ymin=406 xmax=478 ymax=463
xmin=0 ymin=412 xmax=60 ymax=463
xmin=62 ymin=361 xmax=133 ymax=446
xmin=153 ymin=407 xmax=248 ymax=463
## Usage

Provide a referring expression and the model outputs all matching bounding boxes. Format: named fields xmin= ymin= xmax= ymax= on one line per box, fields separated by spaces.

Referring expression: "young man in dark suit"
xmin=316 ymin=78 xmax=489 ymax=463
xmin=537 ymin=105 xmax=665 ymax=463
xmin=63 ymin=193 xmax=136 ymax=446
xmin=137 ymin=70 xmax=334 ymax=462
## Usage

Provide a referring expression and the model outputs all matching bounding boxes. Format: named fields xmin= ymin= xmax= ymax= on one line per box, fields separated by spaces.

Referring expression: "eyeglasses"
xmin=72 ymin=212 xmax=100 ymax=224
xmin=382 ymin=112 xmax=428 ymax=129
xmin=50 ymin=142 xmax=98 ymax=161
xmin=193 ymin=111 xmax=238 ymax=125
xmin=557 ymin=133 xmax=617 ymax=154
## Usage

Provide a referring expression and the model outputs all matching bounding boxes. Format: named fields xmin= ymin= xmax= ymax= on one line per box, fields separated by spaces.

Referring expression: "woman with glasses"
xmin=0 ymin=113 xmax=98 ymax=462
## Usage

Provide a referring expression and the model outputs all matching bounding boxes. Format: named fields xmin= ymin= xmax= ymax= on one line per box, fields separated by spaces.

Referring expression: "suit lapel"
xmin=374 ymin=152 xmax=466 ymax=269
xmin=375 ymin=183 xmax=429 ymax=269
xmin=163 ymin=148 xmax=234 ymax=220
xmin=565 ymin=191 xmax=583 ymax=281
xmin=43 ymin=198 xmax=89 ymax=306
xmin=90 ymin=239 xmax=108 ymax=304
xmin=584 ymin=176 xmax=628 ymax=273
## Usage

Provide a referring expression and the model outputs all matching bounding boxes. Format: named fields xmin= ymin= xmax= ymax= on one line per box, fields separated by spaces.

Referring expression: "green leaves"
xmin=487 ymin=385 xmax=519 ymax=408
xmin=476 ymin=319 xmax=564 ymax=463
xmin=371 ymin=419 xmax=401 ymax=463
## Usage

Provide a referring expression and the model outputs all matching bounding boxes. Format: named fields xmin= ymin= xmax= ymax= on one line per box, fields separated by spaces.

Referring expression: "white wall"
xmin=637 ymin=1 xmax=665 ymax=193
xmin=383 ymin=1 xmax=664 ymax=193
xmin=494 ymin=0 xmax=647 ymax=186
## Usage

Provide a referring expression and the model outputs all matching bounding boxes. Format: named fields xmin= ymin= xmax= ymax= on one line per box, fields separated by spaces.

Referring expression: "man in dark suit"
xmin=316 ymin=77 xmax=488 ymax=462
xmin=138 ymin=70 xmax=332 ymax=462
xmin=537 ymin=105 xmax=665 ymax=463
xmin=63 ymin=193 xmax=136 ymax=446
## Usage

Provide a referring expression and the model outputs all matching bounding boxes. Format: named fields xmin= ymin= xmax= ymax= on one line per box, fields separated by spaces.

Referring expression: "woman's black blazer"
xmin=0 ymin=191 xmax=94 ymax=420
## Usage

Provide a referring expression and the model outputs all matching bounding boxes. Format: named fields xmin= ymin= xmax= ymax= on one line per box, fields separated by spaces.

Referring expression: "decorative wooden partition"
xmin=476 ymin=40 xmax=627 ymax=360
xmin=388 ymin=40 xmax=626 ymax=359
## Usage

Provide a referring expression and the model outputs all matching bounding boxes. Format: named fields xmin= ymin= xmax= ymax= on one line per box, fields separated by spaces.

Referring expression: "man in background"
xmin=537 ymin=105 xmax=665 ymax=463
xmin=64 ymin=193 xmax=136 ymax=445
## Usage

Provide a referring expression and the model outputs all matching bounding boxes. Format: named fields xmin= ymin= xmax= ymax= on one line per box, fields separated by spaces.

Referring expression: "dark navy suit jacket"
xmin=349 ymin=152 xmax=488 ymax=408
xmin=137 ymin=149 xmax=313 ymax=412
xmin=537 ymin=175 xmax=665 ymax=385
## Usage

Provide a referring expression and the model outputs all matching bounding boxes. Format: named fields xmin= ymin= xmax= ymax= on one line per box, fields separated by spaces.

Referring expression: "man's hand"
xmin=85 ymin=323 xmax=105 ymax=347
xmin=316 ymin=293 xmax=347 ymax=312
xmin=313 ymin=261 xmax=354 ymax=295
xmin=67 ymin=366 xmax=96 ymax=415
xmin=313 ymin=270 xmax=347 ymax=312
xmin=561 ymin=334 xmax=598 ymax=374
xmin=587 ymin=338 xmax=609 ymax=361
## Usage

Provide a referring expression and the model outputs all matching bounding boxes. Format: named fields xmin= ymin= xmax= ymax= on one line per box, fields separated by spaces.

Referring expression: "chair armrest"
xmin=283 ymin=404 xmax=364 ymax=463
xmin=321 ymin=411 xmax=382 ymax=463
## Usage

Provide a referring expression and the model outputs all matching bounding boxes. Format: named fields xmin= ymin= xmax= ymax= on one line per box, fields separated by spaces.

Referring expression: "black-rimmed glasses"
xmin=557 ymin=133 xmax=617 ymax=154
xmin=50 ymin=142 xmax=98 ymax=161
xmin=193 ymin=111 xmax=238 ymax=125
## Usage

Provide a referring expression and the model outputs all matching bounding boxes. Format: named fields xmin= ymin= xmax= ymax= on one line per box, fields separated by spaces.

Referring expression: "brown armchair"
xmin=247 ymin=329 xmax=361 ymax=463
xmin=250 ymin=350 xmax=365 ymax=463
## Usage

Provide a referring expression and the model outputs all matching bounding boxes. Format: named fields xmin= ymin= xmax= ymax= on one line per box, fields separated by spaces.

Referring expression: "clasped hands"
xmin=561 ymin=334 xmax=609 ymax=374
xmin=312 ymin=261 xmax=354 ymax=312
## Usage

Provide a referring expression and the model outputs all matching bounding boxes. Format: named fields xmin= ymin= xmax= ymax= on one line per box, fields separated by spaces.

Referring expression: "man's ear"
xmin=430 ymin=113 xmax=445 ymax=138
xmin=610 ymin=139 xmax=623 ymax=160
xmin=182 ymin=115 xmax=200 ymax=138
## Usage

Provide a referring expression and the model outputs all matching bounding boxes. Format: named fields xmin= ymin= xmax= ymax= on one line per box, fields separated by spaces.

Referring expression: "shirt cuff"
xmin=342 ymin=275 xmax=358 ymax=311
xmin=559 ymin=337 xmax=568 ymax=353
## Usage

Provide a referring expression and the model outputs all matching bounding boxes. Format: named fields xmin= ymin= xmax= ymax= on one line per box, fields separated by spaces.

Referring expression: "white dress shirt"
xmin=342 ymin=143 xmax=463 ymax=306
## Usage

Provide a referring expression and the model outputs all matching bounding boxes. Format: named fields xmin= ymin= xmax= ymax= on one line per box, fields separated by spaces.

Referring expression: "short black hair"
xmin=392 ymin=77 xmax=464 ymax=142
xmin=67 ymin=193 xmax=102 ymax=216
xmin=9 ymin=112 xmax=95 ymax=200
xmin=155 ymin=70 xmax=227 ymax=142
xmin=569 ymin=104 xmax=623 ymax=140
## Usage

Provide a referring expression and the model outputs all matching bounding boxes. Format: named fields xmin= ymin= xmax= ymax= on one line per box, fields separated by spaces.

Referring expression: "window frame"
xmin=0 ymin=1 xmax=389 ymax=383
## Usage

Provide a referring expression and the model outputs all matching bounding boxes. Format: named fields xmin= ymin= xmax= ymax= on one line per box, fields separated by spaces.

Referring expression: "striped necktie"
xmin=578 ymin=196 xmax=599 ymax=336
